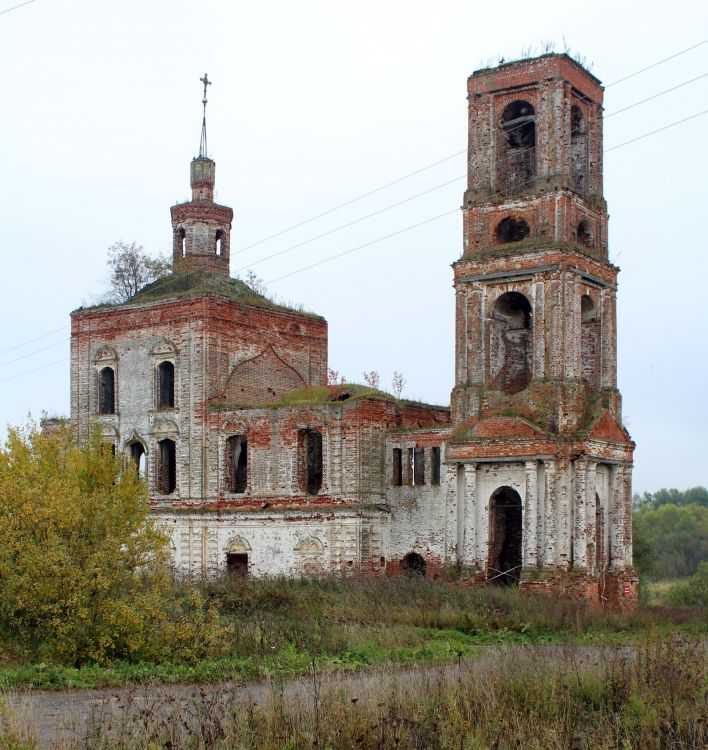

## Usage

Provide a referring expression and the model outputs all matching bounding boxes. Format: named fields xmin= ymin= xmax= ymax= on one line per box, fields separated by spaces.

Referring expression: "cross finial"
xmin=198 ymin=73 xmax=212 ymax=158
xmin=200 ymin=73 xmax=212 ymax=104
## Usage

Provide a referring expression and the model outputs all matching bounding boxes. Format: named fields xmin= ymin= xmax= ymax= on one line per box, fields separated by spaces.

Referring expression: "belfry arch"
xmin=488 ymin=486 xmax=523 ymax=585
xmin=489 ymin=291 xmax=532 ymax=394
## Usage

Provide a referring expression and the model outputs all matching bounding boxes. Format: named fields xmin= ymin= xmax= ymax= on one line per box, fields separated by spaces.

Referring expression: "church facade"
xmin=70 ymin=54 xmax=637 ymax=609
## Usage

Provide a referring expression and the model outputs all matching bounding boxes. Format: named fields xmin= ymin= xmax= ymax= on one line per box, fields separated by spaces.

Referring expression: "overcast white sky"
xmin=1 ymin=0 xmax=706 ymax=493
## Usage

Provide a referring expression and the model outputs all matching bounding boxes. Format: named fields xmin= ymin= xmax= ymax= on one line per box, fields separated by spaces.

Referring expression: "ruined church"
xmin=70 ymin=54 xmax=637 ymax=608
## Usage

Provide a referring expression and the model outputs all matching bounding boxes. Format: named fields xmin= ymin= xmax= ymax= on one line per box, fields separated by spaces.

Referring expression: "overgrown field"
xmin=1 ymin=575 xmax=705 ymax=691
xmin=3 ymin=631 xmax=705 ymax=749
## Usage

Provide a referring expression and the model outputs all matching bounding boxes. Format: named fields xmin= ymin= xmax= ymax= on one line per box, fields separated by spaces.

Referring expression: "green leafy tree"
xmin=106 ymin=240 xmax=170 ymax=303
xmin=0 ymin=421 xmax=190 ymax=665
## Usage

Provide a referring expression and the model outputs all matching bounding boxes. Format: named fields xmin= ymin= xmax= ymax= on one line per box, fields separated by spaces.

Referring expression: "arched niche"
xmin=489 ymin=291 xmax=532 ymax=394
xmin=581 ymin=294 xmax=600 ymax=387
xmin=571 ymin=104 xmax=588 ymax=193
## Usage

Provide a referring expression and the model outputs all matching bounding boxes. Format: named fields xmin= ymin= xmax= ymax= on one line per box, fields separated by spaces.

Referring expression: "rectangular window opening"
xmin=158 ymin=439 xmax=176 ymax=494
xmin=431 ymin=446 xmax=441 ymax=486
xmin=226 ymin=435 xmax=248 ymax=494
xmin=300 ymin=429 xmax=323 ymax=495
xmin=392 ymin=448 xmax=402 ymax=486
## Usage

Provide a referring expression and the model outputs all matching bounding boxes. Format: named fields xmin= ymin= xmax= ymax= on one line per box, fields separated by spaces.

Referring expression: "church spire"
xmin=198 ymin=73 xmax=211 ymax=158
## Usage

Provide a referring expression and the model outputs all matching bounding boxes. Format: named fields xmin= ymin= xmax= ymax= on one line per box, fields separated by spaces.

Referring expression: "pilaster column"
xmin=523 ymin=460 xmax=538 ymax=568
xmin=532 ymin=275 xmax=545 ymax=379
xmin=572 ymin=459 xmax=588 ymax=568
xmin=543 ymin=460 xmax=558 ymax=567
xmin=462 ymin=463 xmax=477 ymax=566
xmin=444 ymin=463 xmax=459 ymax=564
xmin=609 ymin=464 xmax=625 ymax=570
xmin=585 ymin=461 xmax=598 ymax=572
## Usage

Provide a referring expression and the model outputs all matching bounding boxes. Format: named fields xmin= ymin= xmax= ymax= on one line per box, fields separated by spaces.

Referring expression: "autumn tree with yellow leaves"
xmin=0 ymin=422 xmax=227 ymax=666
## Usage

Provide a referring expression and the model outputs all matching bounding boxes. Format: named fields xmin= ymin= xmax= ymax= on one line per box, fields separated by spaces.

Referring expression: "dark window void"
xmin=581 ymin=294 xmax=600 ymax=387
xmin=129 ymin=441 xmax=146 ymax=478
xmin=577 ymin=220 xmax=593 ymax=247
xmin=158 ymin=361 xmax=175 ymax=408
xmin=495 ymin=217 xmax=530 ymax=243
xmin=571 ymin=105 xmax=588 ymax=193
xmin=403 ymin=552 xmax=426 ymax=577
xmin=412 ymin=447 xmax=425 ymax=486
xmin=226 ymin=552 xmax=248 ymax=577
xmin=300 ymin=429 xmax=323 ymax=495
xmin=179 ymin=227 xmax=186 ymax=258
xmin=392 ymin=447 xmax=403 ymax=486
xmin=431 ymin=447 xmax=441 ymax=486
xmin=157 ymin=438 xmax=176 ymax=494
xmin=499 ymin=100 xmax=536 ymax=194
xmin=98 ymin=367 xmax=115 ymax=414
xmin=490 ymin=292 xmax=532 ymax=394
xmin=488 ymin=486 xmax=522 ymax=585
xmin=226 ymin=435 xmax=247 ymax=493
xmin=215 ymin=229 xmax=223 ymax=256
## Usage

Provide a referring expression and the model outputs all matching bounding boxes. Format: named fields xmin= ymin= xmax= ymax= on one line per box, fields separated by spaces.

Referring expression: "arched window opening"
xmin=581 ymin=294 xmax=600 ymax=387
xmin=299 ymin=429 xmax=323 ymax=495
xmin=157 ymin=438 xmax=176 ymax=495
xmin=226 ymin=435 xmax=248 ymax=493
xmin=402 ymin=552 xmax=426 ymax=577
xmin=488 ymin=486 xmax=522 ymax=585
xmin=499 ymin=100 xmax=536 ymax=194
xmin=495 ymin=217 xmax=530 ymax=243
xmin=490 ymin=291 xmax=532 ymax=394
xmin=129 ymin=441 xmax=146 ymax=479
xmin=577 ymin=220 xmax=593 ymax=247
xmin=179 ymin=227 xmax=186 ymax=258
xmin=98 ymin=367 xmax=115 ymax=415
xmin=157 ymin=361 xmax=175 ymax=408
xmin=215 ymin=229 xmax=223 ymax=256
xmin=570 ymin=105 xmax=588 ymax=193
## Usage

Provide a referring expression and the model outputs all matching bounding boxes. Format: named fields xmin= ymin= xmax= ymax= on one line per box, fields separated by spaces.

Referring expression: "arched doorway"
xmin=488 ymin=487 xmax=523 ymax=585
xmin=402 ymin=552 xmax=426 ymax=577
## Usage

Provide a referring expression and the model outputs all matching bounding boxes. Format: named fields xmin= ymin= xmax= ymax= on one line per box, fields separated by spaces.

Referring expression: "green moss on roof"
xmin=79 ymin=270 xmax=322 ymax=318
xmin=211 ymin=384 xmax=396 ymax=411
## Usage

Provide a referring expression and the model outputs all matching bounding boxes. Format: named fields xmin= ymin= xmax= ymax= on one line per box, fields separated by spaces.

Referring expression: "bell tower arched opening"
xmin=490 ymin=291 xmax=532 ymax=394
xmin=488 ymin=486 xmax=522 ymax=585
xmin=499 ymin=100 xmax=536 ymax=194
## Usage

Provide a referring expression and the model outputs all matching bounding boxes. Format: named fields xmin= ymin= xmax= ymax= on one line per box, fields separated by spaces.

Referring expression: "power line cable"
xmin=605 ymin=109 xmax=708 ymax=152
xmin=0 ymin=0 xmax=35 ymax=16
xmin=605 ymin=39 xmax=708 ymax=88
xmin=0 ymin=357 xmax=68 ymax=385
xmin=0 ymin=338 xmax=69 ymax=368
xmin=0 ymin=325 xmax=68 ymax=357
xmin=604 ymin=73 xmax=708 ymax=119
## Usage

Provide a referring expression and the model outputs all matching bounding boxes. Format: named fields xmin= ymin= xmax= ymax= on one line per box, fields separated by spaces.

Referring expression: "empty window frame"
xmin=392 ymin=447 xmax=403 ymax=486
xmin=431 ymin=447 xmax=441 ymax=486
xmin=498 ymin=100 xmax=536 ymax=194
xmin=157 ymin=361 xmax=175 ymax=408
xmin=129 ymin=441 xmax=146 ymax=478
xmin=225 ymin=435 xmax=248 ymax=493
xmin=411 ymin=447 xmax=425 ymax=486
xmin=300 ymin=429 xmax=323 ymax=495
xmin=157 ymin=438 xmax=177 ymax=494
xmin=98 ymin=367 xmax=115 ymax=414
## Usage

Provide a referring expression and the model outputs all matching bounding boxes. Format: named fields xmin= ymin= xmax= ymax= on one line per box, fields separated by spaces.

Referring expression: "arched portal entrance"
xmin=488 ymin=487 xmax=523 ymax=585
xmin=402 ymin=552 xmax=427 ymax=577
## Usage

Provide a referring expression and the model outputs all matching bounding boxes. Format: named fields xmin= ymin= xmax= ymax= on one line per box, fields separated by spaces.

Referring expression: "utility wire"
xmin=605 ymin=73 xmax=708 ymax=119
xmin=0 ymin=0 xmax=35 ymax=16
xmin=605 ymin=109 xmax=708 ymax=152
xmin=0 ymin=338 xmax=69 ymax=368
xmin=605 ymin=39 xmax=708 ymax=88
xmin=0 ymin=325 xmax=68 ymax=357
xmin=0 ymin=357 xmax=69 ymax=385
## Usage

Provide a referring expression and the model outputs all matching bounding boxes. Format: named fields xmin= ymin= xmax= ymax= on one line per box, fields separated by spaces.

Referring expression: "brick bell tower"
xmin=447 ymin=54 xmax=637 ymax=609
xmin=170 ymin=73 xmax=233 ymax=277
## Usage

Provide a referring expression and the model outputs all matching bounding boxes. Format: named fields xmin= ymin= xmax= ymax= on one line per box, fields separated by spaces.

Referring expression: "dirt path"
xmin=2 ymin=644 xmax=632 ymax=748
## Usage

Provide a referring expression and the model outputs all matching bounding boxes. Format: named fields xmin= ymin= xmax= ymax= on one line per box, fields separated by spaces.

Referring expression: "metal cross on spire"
xmin=198 ymin=73 xmax=212 ymax=158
